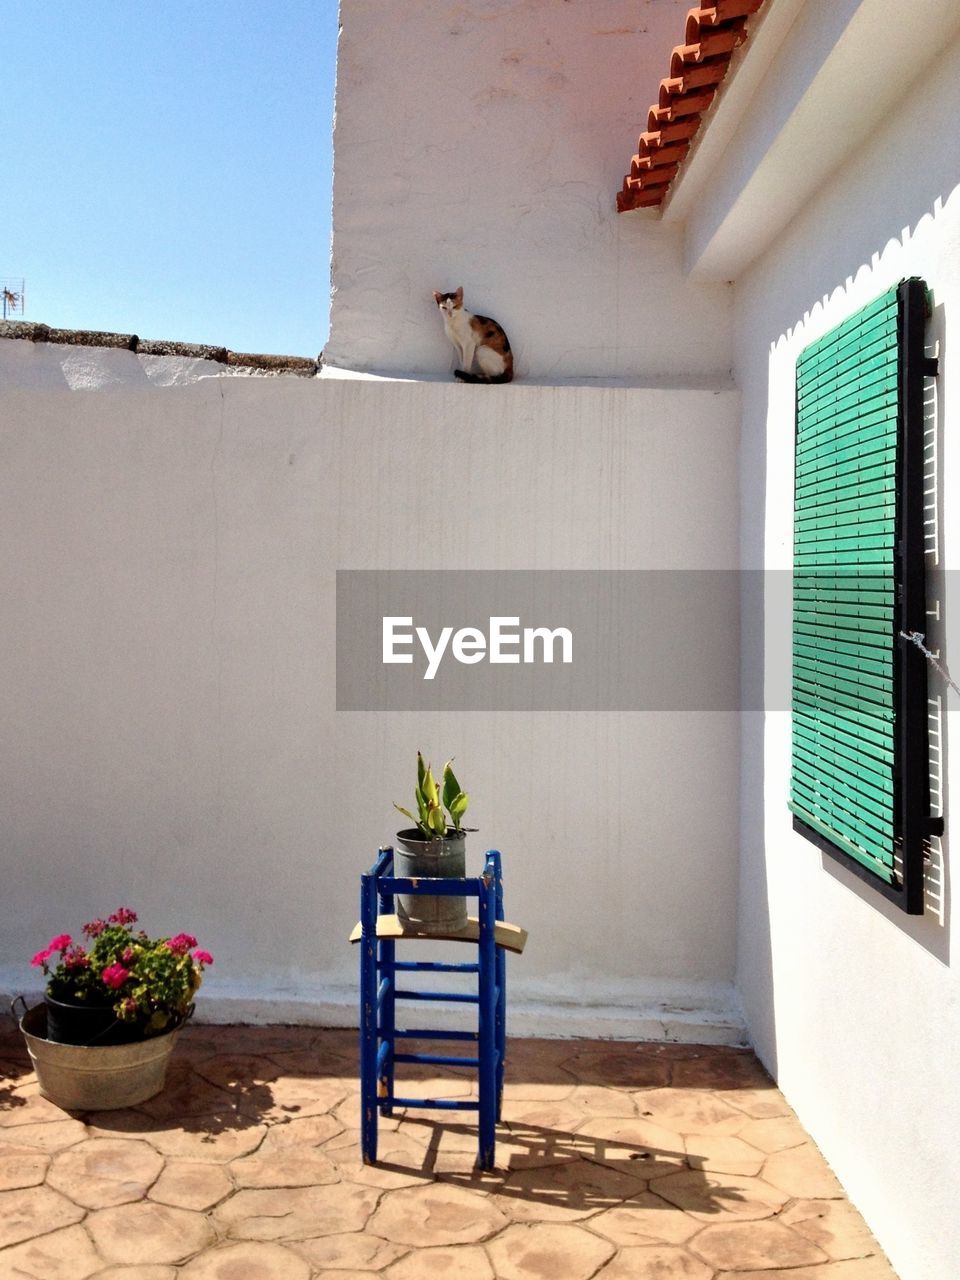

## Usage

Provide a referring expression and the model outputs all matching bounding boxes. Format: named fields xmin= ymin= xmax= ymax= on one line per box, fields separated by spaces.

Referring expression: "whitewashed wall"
xmin=734 ymin=32 xmax=960 ymax=1280
xmin=0 ymin=351 xmax=742 ymax=1042
xmin=0 ymin=339 xmax=262 ymax=391
xmin=325 ymin=0 xmax=732 ymax=382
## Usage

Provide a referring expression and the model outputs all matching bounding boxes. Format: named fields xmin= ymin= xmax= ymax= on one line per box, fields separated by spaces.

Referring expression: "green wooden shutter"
xmin=789 ymin=280 xmax=938 ymax=911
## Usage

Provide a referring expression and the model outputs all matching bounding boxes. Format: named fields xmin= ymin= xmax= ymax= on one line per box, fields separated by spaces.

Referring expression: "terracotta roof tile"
xmin=617 ymin=1 xmax=767 ymax=213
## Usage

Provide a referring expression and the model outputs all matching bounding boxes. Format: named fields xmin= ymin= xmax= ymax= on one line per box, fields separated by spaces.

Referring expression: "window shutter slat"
xmin=791 ymin=285 xmax=901 ymax=886
xmin=790 ymin=279 xmax=937 ymax=911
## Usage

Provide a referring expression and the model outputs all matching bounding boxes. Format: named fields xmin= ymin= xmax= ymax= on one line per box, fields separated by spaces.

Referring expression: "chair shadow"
xmin=360 ymin=1039 xmax=774 ymax=1217
xmin=0 ymin=1017 xmax=774 ymax=1226
xmin=384 ymin=1114 xmax=751 ymax=1219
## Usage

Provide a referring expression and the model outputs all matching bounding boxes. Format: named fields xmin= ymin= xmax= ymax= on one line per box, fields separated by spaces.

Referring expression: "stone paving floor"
xmin=0 ymin=1018 xmax=899 ymax=1279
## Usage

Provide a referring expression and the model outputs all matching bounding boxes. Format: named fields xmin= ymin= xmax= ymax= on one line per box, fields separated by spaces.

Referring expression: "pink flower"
xmin=121 ymin=948 xmax=136 ymax=965
xmin=165 ymin=933 xmax=198 ymax=956
xmin=101 ymin=963 xmax=131 ymax=989
xmin=83 ymin=918 xmax=107 ymax=937
xmin=31 ymin=935 xmax=72 ymax=966
xmin=63 ymin=946 xmax=89 ymax=971
xmin=108 ymin=907 xmax=138 ymax=926
xmin=192 ymin=949 xmax=214 ymax=966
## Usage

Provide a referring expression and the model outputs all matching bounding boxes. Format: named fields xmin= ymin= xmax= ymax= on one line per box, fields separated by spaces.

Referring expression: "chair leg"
xmin=360 ymin=873 xmax=379 ymax=1163
xmin=379 ymin=934 xmax=396 ymax=1115
xmin=495 ymin=951 xmax=506 ymax=1121
xmin=477 ymin=872 xmax=497 ymax=1170
xmin=494 ymin=853 xmax=506 ymax=1121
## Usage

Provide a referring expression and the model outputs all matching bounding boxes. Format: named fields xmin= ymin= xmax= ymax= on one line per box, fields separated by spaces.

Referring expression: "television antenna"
xmin=2 ymin=278 xmax=25 ymax=319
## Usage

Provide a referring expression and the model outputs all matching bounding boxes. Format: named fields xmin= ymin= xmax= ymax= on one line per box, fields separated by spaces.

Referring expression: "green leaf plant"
xmin=395 ymin=750 xmax=470 ymax=839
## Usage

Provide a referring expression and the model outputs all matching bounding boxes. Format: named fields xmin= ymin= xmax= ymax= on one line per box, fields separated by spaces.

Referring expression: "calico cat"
xmin=433 ymin=287 xmax=514 ymax=383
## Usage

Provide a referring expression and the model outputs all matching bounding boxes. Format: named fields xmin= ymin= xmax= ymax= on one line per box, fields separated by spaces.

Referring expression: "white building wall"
xmin=0 ymin=351 xmax=743 ymax=1041
xmin=735 ymin=34 xmax=960 ymax=1280
xmin=0 ymin=340 xmax=266 ymax=391
xmin=325 ymin=0 xmax=733 ymax=382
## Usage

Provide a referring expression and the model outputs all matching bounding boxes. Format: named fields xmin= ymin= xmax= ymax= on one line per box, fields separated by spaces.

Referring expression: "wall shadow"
xmin=737 ymin=34 xmax=960 ymax=1070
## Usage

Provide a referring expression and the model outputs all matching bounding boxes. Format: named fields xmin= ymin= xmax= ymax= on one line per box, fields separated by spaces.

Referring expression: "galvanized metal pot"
xmin=394 ymin=829 xmax=468 ymax=934
xmin=19 ymin=1003 xmax=180 ymax=1111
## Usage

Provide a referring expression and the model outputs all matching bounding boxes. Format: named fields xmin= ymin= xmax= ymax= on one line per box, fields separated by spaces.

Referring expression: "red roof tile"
xmin=617 ymin=0 xmax=767 ymax=213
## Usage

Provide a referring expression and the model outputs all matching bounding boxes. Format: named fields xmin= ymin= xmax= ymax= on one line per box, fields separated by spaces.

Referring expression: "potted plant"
xmin=18 ymin=907 xmax=213 ymax=1110
xmin=393 ymin=752 xmax=470 ymax=933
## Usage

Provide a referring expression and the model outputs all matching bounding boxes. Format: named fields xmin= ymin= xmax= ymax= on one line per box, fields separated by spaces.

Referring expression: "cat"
xmin=432 ymin=287 xmax=514 ymax=383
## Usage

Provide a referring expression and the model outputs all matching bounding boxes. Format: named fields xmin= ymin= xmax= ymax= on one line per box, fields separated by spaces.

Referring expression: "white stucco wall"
xmin=325 ymin=0 xmax=733 ymax=382
xmin=0 ymin=352 xmax=743 ymax=1042
xmin=734 ymin=30 xmax=960 ymax=1280
xmin=0 ymin=339 xmax=286 ymax=391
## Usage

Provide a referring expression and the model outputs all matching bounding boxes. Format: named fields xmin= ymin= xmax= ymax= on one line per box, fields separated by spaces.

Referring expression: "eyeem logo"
xmin=383 ymin=616 xmax=573 ymax=681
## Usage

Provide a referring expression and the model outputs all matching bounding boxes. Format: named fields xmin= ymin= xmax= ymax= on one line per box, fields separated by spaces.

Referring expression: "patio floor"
xmin=0 ymin=1019 xmax=898 ymax=1279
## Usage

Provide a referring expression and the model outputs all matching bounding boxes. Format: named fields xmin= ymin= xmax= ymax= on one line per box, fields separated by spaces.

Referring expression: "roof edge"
xmin=0 ymin=321 xmax=319 ymax=376
xmin=661 ymin=0 xmax=806 ymax=225
xmin=617 ymin=0 xmax=770 ymax=214
xmin=671 ymin=0 xmax=960 ymax=280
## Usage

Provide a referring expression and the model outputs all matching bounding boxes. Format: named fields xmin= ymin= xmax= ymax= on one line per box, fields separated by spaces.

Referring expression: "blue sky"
xmin=2 ymin=2 xmax=338 ymax=357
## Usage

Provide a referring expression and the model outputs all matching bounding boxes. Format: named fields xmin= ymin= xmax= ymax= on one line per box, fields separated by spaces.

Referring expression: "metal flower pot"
xmin=394 ymin=829 xmax=468 ymax=934
xmin=19 ymin=1003 xmax=180 ymax=1111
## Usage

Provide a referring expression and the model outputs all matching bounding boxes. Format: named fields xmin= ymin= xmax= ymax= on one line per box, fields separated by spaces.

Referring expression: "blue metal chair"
xmin=357 ymin=846 xmax=518 ymax=1171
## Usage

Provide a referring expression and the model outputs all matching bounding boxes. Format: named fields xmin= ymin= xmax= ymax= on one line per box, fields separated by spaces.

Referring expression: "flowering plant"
xmin=31 ymin=908 xmax=213 ymax=1037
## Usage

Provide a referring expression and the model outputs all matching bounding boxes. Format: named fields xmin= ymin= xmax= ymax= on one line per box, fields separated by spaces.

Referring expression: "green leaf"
xmin=449 ymin=791 xmax=469 ymax=830
xmin=417 ymin=750 xmax=426 ymax=791
xmin=442 ymin=760 xmax=462 ymax=814
xmin=396 ymin=802 xmax=430 ymax=837
xmin=422 ymin=764 xmax=439 ymax=808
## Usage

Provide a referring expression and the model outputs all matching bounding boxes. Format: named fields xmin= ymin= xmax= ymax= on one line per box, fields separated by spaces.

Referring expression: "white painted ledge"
xmin=3 ymin=974 xmax=746 ymax=1046
xmin=0 ymin=343 xmax=735 ymax=394
xmin=0 ymin=340 xmax=315 ymax=391
xmin=319 ymin=364 xmax=737 ymax=393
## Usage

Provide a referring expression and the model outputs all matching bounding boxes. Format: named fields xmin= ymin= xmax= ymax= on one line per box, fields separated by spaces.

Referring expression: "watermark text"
xmin=382 ymin=615 xmax=573 ymax=680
